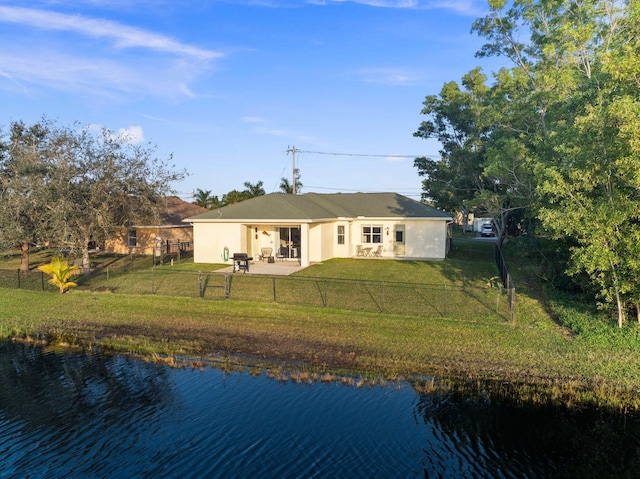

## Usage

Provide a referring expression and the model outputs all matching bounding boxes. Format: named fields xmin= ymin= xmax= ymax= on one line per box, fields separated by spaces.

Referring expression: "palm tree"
xmin=222 ymin=189 xmax=247 ymax=205
xmin=37 ymin=256 xmax=80 ymax=294
xmin=192 ymin=188 xmax=219 ymax=209
xmin=279 ymin=177 xmax=303 ymax=194
xmin=243 ymin=181 xmax=265 ymax=198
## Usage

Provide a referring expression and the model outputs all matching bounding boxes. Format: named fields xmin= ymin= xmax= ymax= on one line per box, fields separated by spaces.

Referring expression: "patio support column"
xmin=300 ymin=223 xmax=310 ymax=267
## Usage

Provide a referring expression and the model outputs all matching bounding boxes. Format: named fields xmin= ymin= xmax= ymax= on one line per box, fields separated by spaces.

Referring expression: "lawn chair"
xmin=356 ymin=245 xmax=366 ymax=257
xmin=260 ymin=247 xmax=273 ymax=262
xmin=371 ymin=245 xmax=383 ymax=257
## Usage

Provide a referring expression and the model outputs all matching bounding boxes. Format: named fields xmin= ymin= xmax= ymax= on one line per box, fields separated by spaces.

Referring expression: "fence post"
xmin=495 ymin=245 xmax=516 ymax=322
xmin=443 ymin=284 xmax=447 ymax=317
xmin=273 ymin=277 xmax=277 ymax=302
xmin=198 ymin=272 xmax=204 ymax=299
xmin=17 ymin=269 xmax=20 ymax=289
xmin=41 ymin=271 xmax=45 ymax=291
xmin=224 ymin=273 xmax=230 ymax=299
xmin=509 ymin=287 xmax=516 ymax=322
xmin=324 ymin=279 xmax=328 ymax=307
xmin=381 ymin=281 xmax=385 ymax=313
xmin=151 ymin=265 xmax=155 ymax=294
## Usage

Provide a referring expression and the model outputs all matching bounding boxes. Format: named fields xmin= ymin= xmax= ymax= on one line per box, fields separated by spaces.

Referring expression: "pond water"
xmin=1 ymin=341 xmax=640 ymax=478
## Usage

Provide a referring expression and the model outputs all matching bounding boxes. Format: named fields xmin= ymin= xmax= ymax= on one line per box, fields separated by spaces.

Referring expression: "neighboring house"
xmin=184 ymin=192 xmax=452 ymax=267
xmin=104 ymin=197 xmax=208 ymax=255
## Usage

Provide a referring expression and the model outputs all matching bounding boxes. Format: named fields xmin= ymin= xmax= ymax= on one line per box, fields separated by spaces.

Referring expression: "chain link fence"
xmin=0 ymin=269 xmax=53 ymax=292
xmin=1 ymin=267 xmax=512 ymax=321
xmin=201 ymin=273 xmax=511 ymax=320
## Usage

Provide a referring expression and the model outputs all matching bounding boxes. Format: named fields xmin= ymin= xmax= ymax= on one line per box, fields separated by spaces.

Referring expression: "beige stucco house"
xmin=184 ymin=192 xmax=452 ymax=268
xmin=105 ymin=197 xmax=208 ymax=255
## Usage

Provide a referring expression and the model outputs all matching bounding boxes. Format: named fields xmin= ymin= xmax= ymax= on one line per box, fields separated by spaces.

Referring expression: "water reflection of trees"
xmin=416 ymin=391 xmax=640 ymax=478
xmin=0 ymin=341 xmax=174 ymax=431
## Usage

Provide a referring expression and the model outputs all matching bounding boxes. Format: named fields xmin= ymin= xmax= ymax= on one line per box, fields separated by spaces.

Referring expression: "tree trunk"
xmin=615 ymin=292 xmax=624 ymax=329
xmin=610 ymin=259 xmax=624 ymax=328
xmin=19 ymin=242 xmax=30 ymax=272
xmin=461 ymin=206 xmax=470 ymax=237
xmin=81 ymin=246 xmax=91 ymax=275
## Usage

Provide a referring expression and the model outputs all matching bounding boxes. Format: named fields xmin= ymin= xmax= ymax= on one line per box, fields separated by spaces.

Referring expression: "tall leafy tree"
xmin=48 ymin=123 xmax=186 ymax=272
xmin=0 ymin=120 xmax=55 ymax=271
xmin=471 ymin=0 xmax=637 ymax=326
xmin=535 ymin=1 xmax=639 ymax=327
xmin=414 ymin=66 xmax=536 ymax=245
xmin=414 ymin=68 xmax=490 ymax=235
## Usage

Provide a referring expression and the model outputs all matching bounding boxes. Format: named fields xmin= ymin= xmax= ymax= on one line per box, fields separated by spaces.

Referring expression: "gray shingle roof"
xmin=184 ymin=192 xmax=451 ymax=222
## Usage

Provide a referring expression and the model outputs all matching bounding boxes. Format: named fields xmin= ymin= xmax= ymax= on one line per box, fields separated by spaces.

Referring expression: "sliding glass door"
xmin=278 ymin=227 xmax=301 ymax=259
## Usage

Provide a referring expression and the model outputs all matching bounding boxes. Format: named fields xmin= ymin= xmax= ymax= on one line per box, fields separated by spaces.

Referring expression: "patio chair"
xmin=371 ymin=245 xmax=383 ymax=257
xmin=260 ymin=247 xmax=273 ymax=262
xmin=356 ymin=245 xmax=366 ymax=257
xmin=276 ymin=246 xmax=288 ymax=261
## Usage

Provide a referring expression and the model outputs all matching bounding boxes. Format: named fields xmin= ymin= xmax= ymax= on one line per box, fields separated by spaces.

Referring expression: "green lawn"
xmin=2 ymin=241 xmax=511 ymax=320
xmin=2 ymin=240 xmax=640 ymax=411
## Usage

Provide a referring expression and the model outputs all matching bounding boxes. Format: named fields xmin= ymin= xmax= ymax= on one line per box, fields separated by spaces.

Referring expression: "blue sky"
xmin=0 ymin=0 xmax=502 ymax=201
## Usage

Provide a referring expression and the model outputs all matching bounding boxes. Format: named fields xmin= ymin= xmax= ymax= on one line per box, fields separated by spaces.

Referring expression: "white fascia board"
xmin=134 ymin=224 xmax=193 ymax=229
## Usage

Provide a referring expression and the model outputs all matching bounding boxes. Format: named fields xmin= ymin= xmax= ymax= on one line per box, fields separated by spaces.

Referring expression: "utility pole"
xmin=286 ymin=145 xmax=300 ymax=194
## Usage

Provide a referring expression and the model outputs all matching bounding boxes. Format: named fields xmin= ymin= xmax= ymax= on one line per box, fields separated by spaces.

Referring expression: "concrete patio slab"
xmin=218 ymin=260 xmax=306 ymax=276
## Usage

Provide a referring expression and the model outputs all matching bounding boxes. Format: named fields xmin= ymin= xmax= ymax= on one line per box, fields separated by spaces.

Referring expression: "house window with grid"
xmin=127 ymin=229 xmax=137 ymax=248
xmin=362 ymin=225 xmax=382 ymax=244
xmin=337 ymin=225 xmax=345 ymax=245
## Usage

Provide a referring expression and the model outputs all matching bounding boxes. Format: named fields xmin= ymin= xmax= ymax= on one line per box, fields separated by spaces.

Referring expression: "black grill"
xmin=232 ymin=253 xmax=252 ymax=273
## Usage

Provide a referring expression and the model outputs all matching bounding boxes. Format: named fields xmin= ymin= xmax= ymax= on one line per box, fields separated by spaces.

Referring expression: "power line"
xmin=295 ymin=150 xmax=439 ymax=159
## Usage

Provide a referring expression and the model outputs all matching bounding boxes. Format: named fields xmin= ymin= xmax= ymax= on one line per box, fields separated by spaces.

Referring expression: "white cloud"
xmin=0 ymin=6 xmax=222 ymax=99
xmin=309 ymin=0 xmax=486 ymax=15
xmin=353 ymin=67 xmax=419 ymax=85
xmin=0 ymin=48 xmax=201 ymax=99
xmin=384 ymin=154 xmax=408 ymax=162
xmin=255 ymin=126 xmax=290 ymax=137
xmin=0 ymin=6 xmax=221 ymax=61
xmin=117 ymin=125 xmax=145 ymax=144
xmin=86 ymin=123 xmax=145 ymax=144
xmin=0 ymin=69 xmax=29 ymax=94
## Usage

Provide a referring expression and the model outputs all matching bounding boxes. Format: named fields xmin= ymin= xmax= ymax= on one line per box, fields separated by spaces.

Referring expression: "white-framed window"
xmin=337 ymin=225 xmax=345 ymax=245
xmin=127 ymin=229 xmax=137 ymax=248
xmin=362 ymin=225 xmax=382 ymax=244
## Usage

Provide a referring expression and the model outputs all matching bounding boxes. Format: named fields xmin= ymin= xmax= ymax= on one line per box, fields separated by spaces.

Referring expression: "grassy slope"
xmin=2 ymin=240 xmax=640 ymax=410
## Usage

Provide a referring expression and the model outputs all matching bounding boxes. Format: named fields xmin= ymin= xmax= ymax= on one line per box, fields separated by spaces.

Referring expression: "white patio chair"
xmin=260 ymin=247 xmax=273 ymax=262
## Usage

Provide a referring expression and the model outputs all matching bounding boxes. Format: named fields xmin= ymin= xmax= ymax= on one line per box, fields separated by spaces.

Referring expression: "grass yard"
xmin=295 ymin=241 xmax=499 ymax=286
xmin=2 ymin=239 xmax=640 ymax=411
xmin=2 ymin=241 xmax=511 ymax=320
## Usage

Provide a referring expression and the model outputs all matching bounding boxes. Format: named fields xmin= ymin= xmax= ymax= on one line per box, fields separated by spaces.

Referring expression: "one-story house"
xmin=184 ymin=192 xmax=452 ymax=267
xmin=104 ymin=197 xmax=208 ymax=255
